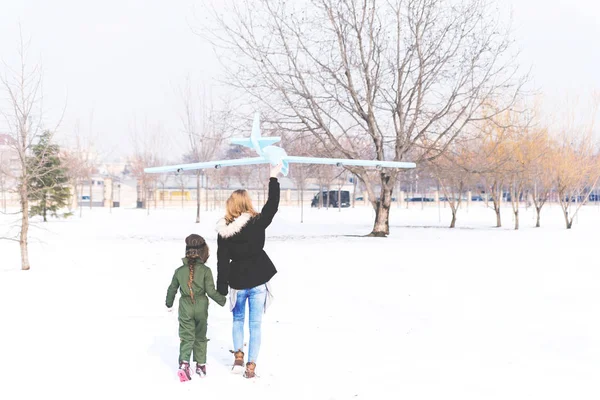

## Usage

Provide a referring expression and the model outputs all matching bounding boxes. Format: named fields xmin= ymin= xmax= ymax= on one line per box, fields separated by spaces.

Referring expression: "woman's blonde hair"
xmin=225 ymin=189 xmax=258 ymax=223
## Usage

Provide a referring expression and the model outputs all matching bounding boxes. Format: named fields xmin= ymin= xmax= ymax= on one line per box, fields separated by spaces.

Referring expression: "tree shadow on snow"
xmin=268 ymin=234 xmax=372 ymax=241
xmin=388 ymin=224 xmax=522 ymax=231
xmin=389 ymin=225 xmax=478 ymax=230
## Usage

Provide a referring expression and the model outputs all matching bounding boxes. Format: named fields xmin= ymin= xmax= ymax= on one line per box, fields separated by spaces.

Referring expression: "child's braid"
xmin=188 ymin=258 xmax=196 ymax=304
xmin=184 ymin=233 xmax=209 ymax=305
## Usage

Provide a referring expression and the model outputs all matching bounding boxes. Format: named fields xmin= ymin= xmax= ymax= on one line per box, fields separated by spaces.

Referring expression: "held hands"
xmin=270 ymin=162 xmax=283 ymax=178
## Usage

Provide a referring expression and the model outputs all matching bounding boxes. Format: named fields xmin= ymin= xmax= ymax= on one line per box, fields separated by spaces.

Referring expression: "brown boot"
xmin=230 ymin=350 xmax=245 ymax=373
xmin=244 ymin=362 xmax=256 ymax=378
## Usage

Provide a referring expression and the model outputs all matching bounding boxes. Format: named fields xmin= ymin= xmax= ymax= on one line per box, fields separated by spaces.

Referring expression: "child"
xmin=166 ymin=234 xmax=226 ymax=382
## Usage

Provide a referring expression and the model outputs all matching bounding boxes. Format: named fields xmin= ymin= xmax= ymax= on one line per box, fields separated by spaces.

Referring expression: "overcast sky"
xmin=1 ymin=0 xmax=598 ymax=161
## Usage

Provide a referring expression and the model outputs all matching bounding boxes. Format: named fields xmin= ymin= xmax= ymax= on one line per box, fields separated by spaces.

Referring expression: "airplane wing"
xmin=283 ymin=156 xmax=416 ymax=169
xmin=144 ymin=157 xmax=270 ymax=174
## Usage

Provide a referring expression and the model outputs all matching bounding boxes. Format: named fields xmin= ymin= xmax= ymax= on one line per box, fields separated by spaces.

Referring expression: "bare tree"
xmin=334 ymin=170 xmax=348 ymax=212
xmin=128 ymin=119 xmax=166 ymax=213
xmin=251 ymin=164 xmax=270 ymax=208
xmin=175 ymin=173 xmax=186 ymax=209
xmin=503 ymin=109 xmax=538 ymax=230
xmin=233 ymin=166 xmax=253 ymax=191
xmin=62 ymin=119 xmax=96 ymax=217
xmin=156 ymin=173 xmax=169 ymax=209
xmin=0 ymin=32 xmax=63 ymax=270
xmin=0 ymin=159 xmax=6 ymax=213
xmin=224 ymin=144 xmax=253 ymax=190
xmin=202 ymin=0 xmax=526 ymax=236
xmin=179 ymin=76 xmax=228 ymax=223
xmin=314 ymin=165 xmax=336 ymax=209
xmin=554 ymin=142 xmax=599 ymax=229
xmin=473 ymin=110 xmax=517 ymax=228
xmin=552 ymin=93 xmax=600 ymax=229
xmin=528 ymin=130 xmax=554 ymax=228
xmin=285 ymin=132 xmax=315 ymax=221
xmin=506 ymin=122 xmax=549 ymax=229
xmin=429 ymin=141 xmax=475 ymax=228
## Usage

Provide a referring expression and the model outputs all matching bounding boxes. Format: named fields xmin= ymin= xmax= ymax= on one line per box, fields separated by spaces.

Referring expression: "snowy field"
xmin=1 ymin=203 xmax=599 ymax=400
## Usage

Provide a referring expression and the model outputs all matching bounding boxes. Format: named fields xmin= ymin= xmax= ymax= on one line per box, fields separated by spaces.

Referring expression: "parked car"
xmin=563 ymin=195 xmax=586 ymax=203
xmin=407 ymin=197 xmax=434 ymax=202
xmin=311 ymin=190 xmax=351 ymax=208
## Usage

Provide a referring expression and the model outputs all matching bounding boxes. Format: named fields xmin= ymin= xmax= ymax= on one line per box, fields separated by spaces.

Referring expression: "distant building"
xmin=0 ymin=133 xmax=20 ymax=208
xmin=0 ymin=133 xmax=20 ymax=176
xmin=0 ymin=133 xmax=11 ymax=147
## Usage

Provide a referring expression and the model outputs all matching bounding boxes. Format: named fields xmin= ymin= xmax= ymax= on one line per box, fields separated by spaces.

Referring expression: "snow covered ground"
xmin=1 ymin=203 xmax=599 ymax=399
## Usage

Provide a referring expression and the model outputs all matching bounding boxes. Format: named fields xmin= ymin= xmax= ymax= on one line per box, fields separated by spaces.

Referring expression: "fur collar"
xmin=216 ymin=212 xmax=253 ymax=238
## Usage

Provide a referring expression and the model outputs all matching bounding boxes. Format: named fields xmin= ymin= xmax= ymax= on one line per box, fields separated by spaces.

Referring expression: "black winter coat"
xmin=216 ymin=177 xmax=280 ymax=295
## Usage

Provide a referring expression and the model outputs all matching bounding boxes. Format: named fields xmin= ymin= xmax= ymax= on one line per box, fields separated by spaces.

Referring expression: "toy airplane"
xmin=144 ymin=113 xmax=416 ymax=176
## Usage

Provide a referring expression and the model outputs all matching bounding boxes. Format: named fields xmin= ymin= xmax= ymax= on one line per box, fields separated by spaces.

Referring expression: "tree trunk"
xmin=214 ymin=186 xmax=218 ymax=210
xmin=368 ymin=178 xmax=394 ymax=237
xmin=196 ymin=172 xmax=201 ymax=223
xmin=563 ymin=208 xmax=571 ymax=229
xmin=1 ymin=178 xmax=6 ymax=213
xmin=205 ymin=175 xmax=209 ymax=211
xmin=450 ymin=207 xmax=457 ymax=228
xmin=20 ymin=184 xmax=30 ymax=270
xmin=79 ymin=183 xmax=83 ymax=218
xmin=153 ymin=182 xmax=157 ymax=209
xmin=352 ymin=175 xmax=357 ymax=208
xmin=490 ymin=182 xmax=502 ymax=227
xmin=369 ymin=201 xmax=390 ymax=237
xmin=319 ymin=183 xmax=323 ymax=209
xmin=511 ymin=184 xmax=520 ymax=230
xmin=42 ymin=192 xmax=48 ymax=222
xmin=535 ymin=206 xmax=541 ymax=228
xmin=300 ymin=185 xmax=304 ymax=223
xmin=495 ymin=207 xmax=501 ymax=227
xmin=89 ymin=178 xmax=93 ymax=210
xmin=109 ymin=180 xmax=113 ymax=214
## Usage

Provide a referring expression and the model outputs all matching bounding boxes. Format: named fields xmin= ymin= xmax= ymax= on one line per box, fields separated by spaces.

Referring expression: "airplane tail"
xmin=231 ymin=113 xmax=281 ymax=150
xmin=252 ymin=112 xmax=261 ymax=139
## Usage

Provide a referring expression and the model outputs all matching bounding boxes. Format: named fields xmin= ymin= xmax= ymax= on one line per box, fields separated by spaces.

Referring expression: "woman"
xmin=216 ymin=162 xmax=282 ymax=378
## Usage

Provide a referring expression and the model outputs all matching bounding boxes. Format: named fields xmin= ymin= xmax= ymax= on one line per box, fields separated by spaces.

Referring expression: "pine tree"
xmin=27 ymin=131 xmax=72 ymax=222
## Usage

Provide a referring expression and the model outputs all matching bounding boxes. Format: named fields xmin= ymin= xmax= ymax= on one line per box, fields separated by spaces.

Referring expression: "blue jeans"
xmin=232 ymin=284 xmax=267 ymax=363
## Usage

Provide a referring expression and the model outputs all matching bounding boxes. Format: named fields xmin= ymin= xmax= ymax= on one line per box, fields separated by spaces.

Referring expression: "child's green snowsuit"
xmin=166 ymin=258 xmax=226 ymax=364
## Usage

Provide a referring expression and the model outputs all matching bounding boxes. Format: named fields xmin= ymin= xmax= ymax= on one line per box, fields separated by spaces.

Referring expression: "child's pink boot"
xmin=178 ymin=361 xmax=192 ymax=382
